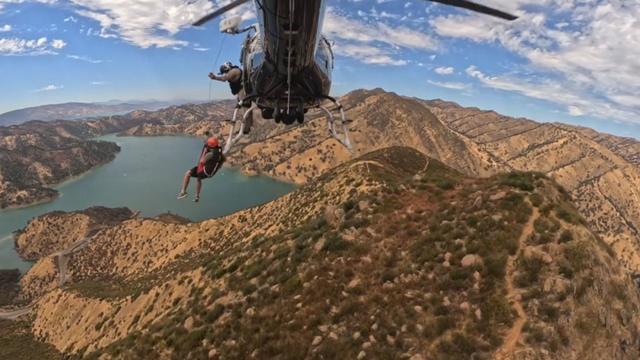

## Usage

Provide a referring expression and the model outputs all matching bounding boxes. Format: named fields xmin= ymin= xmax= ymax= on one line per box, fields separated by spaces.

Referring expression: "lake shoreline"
xmin=2 ymin=134 xmax=206 ymax=210
xmin=0 ymin=135 xmax=296 ymax=273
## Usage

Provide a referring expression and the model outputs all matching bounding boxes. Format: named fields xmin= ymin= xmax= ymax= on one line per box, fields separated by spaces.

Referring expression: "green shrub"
xmin=435 ymin=179 xmax=456 ymax=190
xmin=436 ymin=332 xmax=484 ymax=358
xmin=515 ymin=256 xmax=545 ymax=287
xmin=500 ymin=172 xmax=535 ymax=191
xmin=529 ymin=193 xmax=543 ymax=207
xmin=342 ymin=200 xmax=357 ymax=212
xmin=540 ymin=303 xmax=559 ymax=322
xmin=435 ymin=316 xmax=456 ymax=336
xmin=204 ymin=304 xmax=225 ymax=323
xmin=322 ymin=233 xmax=350 ymax=252
xmin=485 ymin=254 xmax=508 ymax=279
xmin=555 ymin=204 xmax=582 ymax=224
xmin=565 ymin=242 xmax=591 ymax=272
xmin=526 ymin=323 xmax=546 ymax=343
xmin=481 ymin=295 xmax=513 ymax=326
xmin=559 ymin=230 xmax=573 ymax=243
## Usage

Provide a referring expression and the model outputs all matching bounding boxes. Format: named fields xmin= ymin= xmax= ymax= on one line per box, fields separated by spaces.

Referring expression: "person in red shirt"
xmin=177 ymin=135 xmax=225 ymax=202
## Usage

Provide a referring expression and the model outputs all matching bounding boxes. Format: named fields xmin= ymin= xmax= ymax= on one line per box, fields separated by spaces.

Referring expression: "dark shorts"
xmin=189 ymin=167 xmax=208 ymax=179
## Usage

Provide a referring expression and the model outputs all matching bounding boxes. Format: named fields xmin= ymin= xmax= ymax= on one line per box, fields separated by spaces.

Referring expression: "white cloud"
xmin=91 ymin=81 xmax=107 ymax=85
xmin=0 ymin=0 xmax=56 ymax=14
xmin=51 ymin=39 xmax=66 ymax=49
xmin=0 ymin=36 xmax=64 ymax=55
xmin=427 ymin=80 xmax=470 ymax=90
xmin=322 ymin=8 xmax=435 ymax=66
xmin=324 ymin=8 xmax=437 ymax=51
xmin=568 ymin=105 xmax=584 ymax=116
xmin=465 ymin=65 xmax=637 ymax=121
xmin=0 ymin=24 xmax=11 ymax=32
xmin=67 ymin=54 xmax=106 ymax=63
xmin=34 ymin=84 xmax=63 ymax=92
xmin=68 ymin=0 xmax=255 ymax=48
xmin=431 ymin=0 xmax=640 ymax=123
xmin=64 ymin=15 xmax=77 ymax=22
xmin=434 ymin=66 xmax=454 ymax=75
xmin=334 ymin=43 xmax=407 ymax=66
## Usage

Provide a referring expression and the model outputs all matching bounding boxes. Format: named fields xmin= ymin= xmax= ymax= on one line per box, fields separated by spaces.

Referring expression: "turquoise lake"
xmin=0 ymin=135 xmax=295 ymax=272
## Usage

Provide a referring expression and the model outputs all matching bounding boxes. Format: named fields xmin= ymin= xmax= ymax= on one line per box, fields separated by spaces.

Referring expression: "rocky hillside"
xmin=6 ymin=147 xmax=639 ymax=359
xmin=0 ymin=320 xmax=61 ymax=360
xmin=0 ymin=113 xmax=167 ymax=209
xmin=201 ymin=88 xmax=640 ymax=275
xmin=228 ymin=89 xmax=503 ymax=183
xmin=0 ymin=126 xmax=120 ymax=209
xmin=6 ymin=87 xmax=640 ymax=275
xmin=421 ymin=100 xmax=640 ymax=273
xmin=14 ymin=207 xmax=136 ymax=261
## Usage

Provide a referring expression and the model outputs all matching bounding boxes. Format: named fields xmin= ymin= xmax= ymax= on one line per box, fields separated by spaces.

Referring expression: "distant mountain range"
xmin=0 ymin=100 xmax=202 ymax=126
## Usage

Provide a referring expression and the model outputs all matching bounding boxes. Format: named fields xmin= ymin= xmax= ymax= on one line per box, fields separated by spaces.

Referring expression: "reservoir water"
xmin=0 ymin=135 xmax=295 ymax=272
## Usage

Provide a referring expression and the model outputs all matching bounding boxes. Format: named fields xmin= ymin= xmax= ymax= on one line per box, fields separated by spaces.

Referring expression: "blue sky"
xmin=1 ymin=0 xmax=639 ymax=138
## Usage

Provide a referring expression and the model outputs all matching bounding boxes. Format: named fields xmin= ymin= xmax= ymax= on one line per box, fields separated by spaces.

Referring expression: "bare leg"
xmin=180 ymin=171 xmax=190 ymax=194
xmin=195 ymin=178 xmax=202 ymax=201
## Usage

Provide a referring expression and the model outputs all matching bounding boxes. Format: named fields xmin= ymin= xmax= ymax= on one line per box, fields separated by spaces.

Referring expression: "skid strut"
xmin=319 ymin=99 xmax=352 ymax=151
xmin=223 ymin=102 xmax=257 ymax=154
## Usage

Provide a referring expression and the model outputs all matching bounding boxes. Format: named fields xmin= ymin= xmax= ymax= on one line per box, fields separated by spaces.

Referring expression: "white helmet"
xmin=219 ymin=61 xmax=234 ymax=74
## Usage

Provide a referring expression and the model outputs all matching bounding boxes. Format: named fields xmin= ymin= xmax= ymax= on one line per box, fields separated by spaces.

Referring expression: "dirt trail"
xmin=0 ymin=235 xmax=93 ymax=321
xmin=0 ymin=306 xmax=32 ymax=320
xmin=54 ymin=237 xmax=90 ymax=286
xmin=494 ymin=206 xmax=540 ymax=360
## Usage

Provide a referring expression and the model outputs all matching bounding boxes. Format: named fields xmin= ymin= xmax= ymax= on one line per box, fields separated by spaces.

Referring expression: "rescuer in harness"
xmin=209 ymin=61 xmax=253 ymax=133
xmin=177 ymin=134 xmax=225 ymax=202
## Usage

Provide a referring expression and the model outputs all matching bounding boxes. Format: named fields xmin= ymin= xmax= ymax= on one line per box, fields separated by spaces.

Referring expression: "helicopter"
xmin=193 ymin=0 xmax=517 ymax=153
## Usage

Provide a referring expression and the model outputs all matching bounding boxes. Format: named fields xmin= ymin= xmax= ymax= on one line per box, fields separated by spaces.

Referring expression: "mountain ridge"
xmin=0 ymin=100 xmax=200 ymax=126
xmin=3 ymin=88 xmax=640 ymax=273
xmin=6 ymin=147 xmax=640 ymax=359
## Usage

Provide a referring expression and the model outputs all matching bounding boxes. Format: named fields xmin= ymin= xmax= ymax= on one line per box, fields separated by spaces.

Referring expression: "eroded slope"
xmin=424 ymin=100 xmax=640 ymax=273
xmin=15 ymin=147 xmax=638 ymax=360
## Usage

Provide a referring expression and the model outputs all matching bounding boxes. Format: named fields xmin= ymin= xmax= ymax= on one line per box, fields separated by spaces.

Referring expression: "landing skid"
xmin=319 ymin=99 xmax=353 ymax=151
xmin=222 ymin=102 xmax=257 ymax=154
xmin=221 ymin=98 xmax=353 ymax=154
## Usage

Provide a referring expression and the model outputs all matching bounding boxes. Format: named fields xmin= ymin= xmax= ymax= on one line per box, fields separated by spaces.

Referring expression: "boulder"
xmin=312 ymin=336 xmax=323 ymax=346
xmin=324 ymin=206 xmax=345 ymax=228
xmin=543 ymin=277 xmax=570 ymax=294
xmin=490 ymin=191 xmax=507 ymax=201
xmin=183 ymin=316 xmax=194 ymax=331
xmin=461 ymin=254 xmax=483 ymax=267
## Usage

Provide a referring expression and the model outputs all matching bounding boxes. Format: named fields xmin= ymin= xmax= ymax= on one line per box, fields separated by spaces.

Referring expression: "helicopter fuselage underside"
xmin=241 ymin=0 xmax=333 ymax=111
